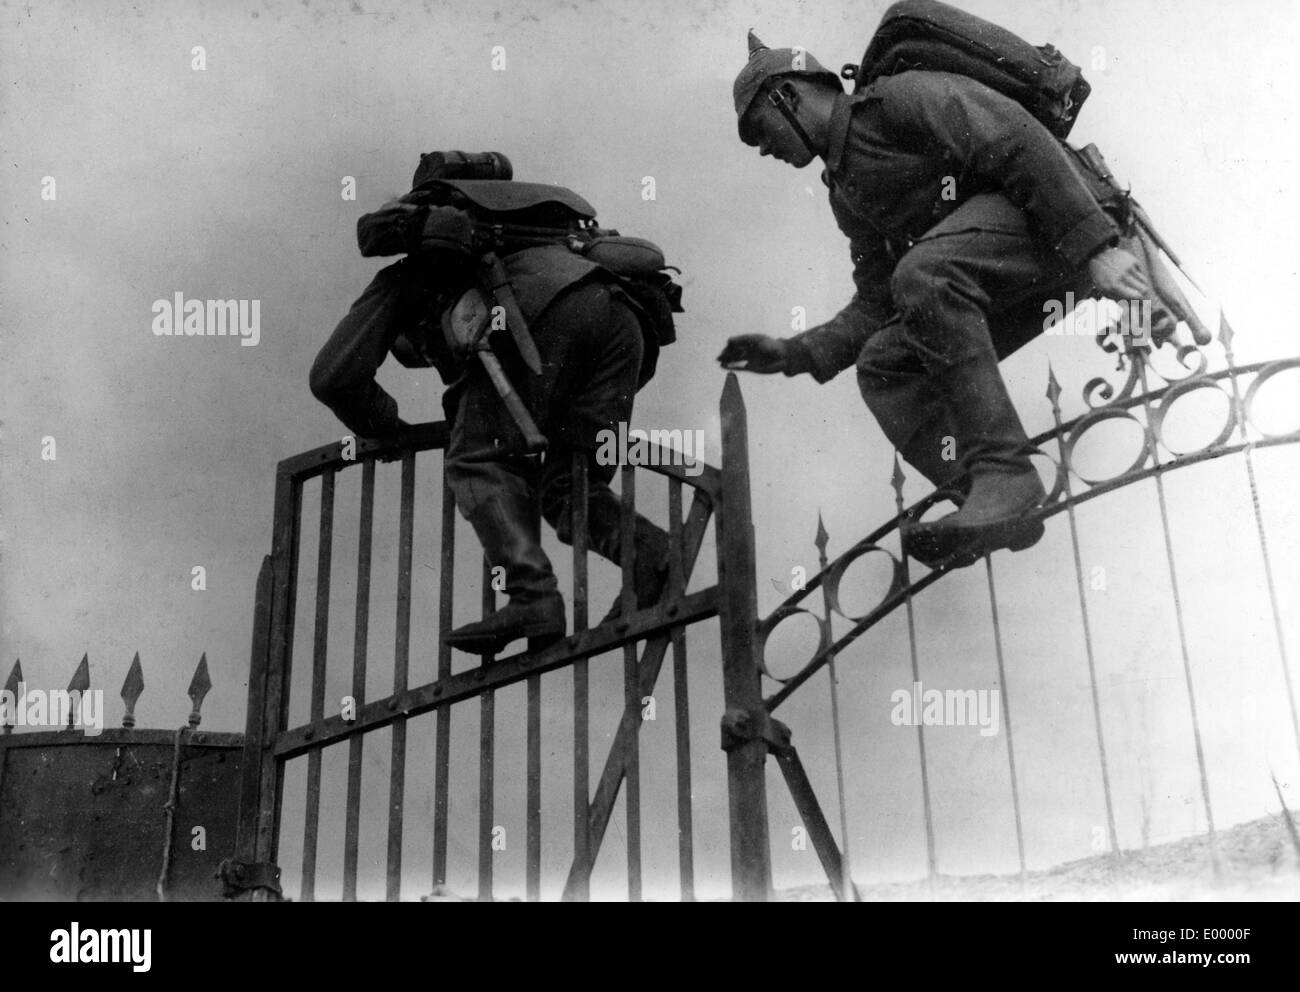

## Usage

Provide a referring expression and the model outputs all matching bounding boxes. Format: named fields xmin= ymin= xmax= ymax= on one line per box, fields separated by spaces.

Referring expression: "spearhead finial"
xmin=890 ymin=451 xmax=906 ymax=498
xmin=187 ymin=653 xmax=212 ymax=728
xmin=747 ymin=29 xmax=768 ymax=58
xmin=121 ymin=652 xmax=144 ymax=729
xmin=814 ymin=512 xmax=829 ymax=558
xmin=3 ymin=660 xmax=22 ymax=734
xmin=1045 ymin=363 xmax=1062 ymax=413
xmin=67 ymin=653 xmax=90 ymax=730
xmin=1218 ymin=310 xmax=1236 ymax=357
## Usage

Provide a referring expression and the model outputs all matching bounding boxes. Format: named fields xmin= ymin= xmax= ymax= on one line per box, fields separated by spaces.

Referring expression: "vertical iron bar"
xmin=343 ymin=460 xmax=375 ymax=901
xmin=478 ymin=557 xmax=496 ymax=902
xmin=1221 ymin=324 xmax=1300 ymax=768
xmin=571 ymin=450 xmax=591 ymax=900
xmin=983 ymin=555 xmax=1026 ymax=880
xmin=257 ymin=472 xmax=302 ymax=894
xmin=620 ymin=463 xmax=642 ymax=901
xmin=433 ymin=470 xmax=455 ymax=888
xmin=891 ymin=456 xmax=938 ymax=889
xmin=526 ymin=672 xmax=541 ymax=901
xmin=301 ymin=469 xmax=335 ymax=902
xmin=234 ymin=556 xmax=273 ymax=895
xmin=1047 ymin=368 xmax=1121 ymax=856
xmin=560 ymin=491 xmax=712 ymax=901
xmin=814 ymin=515 xmax=853 ymax=901
xmin=386 ymin=453 xmax=415 ymax=901
xmin=668 ymin=478 xmax=694 ymax=901
xmin=1135 ymin=355 xmax=1217 ymax=866
xmin=716 ymin=374 xmax=772 ymax=901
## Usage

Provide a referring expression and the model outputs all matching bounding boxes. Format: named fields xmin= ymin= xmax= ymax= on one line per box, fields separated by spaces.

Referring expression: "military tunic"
xmin=783 ymin=70 xmax=1122 ymax=384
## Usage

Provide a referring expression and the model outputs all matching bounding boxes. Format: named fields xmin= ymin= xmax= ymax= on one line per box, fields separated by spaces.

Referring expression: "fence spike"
xmin=1045 ymin=363 xmax=1062 ymax=412
xmin=1218 ymin=310 xmax=1236 ymax=357
xmin=814 ymin=512 xmax=828 ymax=558
xmin=187 ymin=653 xmax=212 ymax=727
xmin=67 ymin=654 xmax=90 ymax=730
xmin=890 ymin=451 xmax=906 ymax=502
xmin=121 ymin=653 xmax=144 ymax=729
xmin=3 ymin=660 xmax=22 ymax=734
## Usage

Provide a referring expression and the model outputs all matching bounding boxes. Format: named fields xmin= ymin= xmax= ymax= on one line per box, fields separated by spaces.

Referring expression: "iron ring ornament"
xmin=1243 ymin=358 xmax=1300 ymax=439
xmin=1060 ymin=406 xmax=1153 ymax=487
xmin=755 ymin=543 xmax=906 ymax=683
xmin=1148 ymin=376 xmax=1238 ymax=457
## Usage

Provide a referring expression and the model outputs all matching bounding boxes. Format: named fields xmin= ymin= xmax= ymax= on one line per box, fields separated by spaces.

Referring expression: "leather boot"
xmin=860 ymin=369 xmax=970 ymax=505
xmin=444 ymin=494 xmax=566 ymax=654
xmin=583 ymin=490 xmax=671 ymax=626
xmin=902 ymin=355 xmax=1046 ymax=567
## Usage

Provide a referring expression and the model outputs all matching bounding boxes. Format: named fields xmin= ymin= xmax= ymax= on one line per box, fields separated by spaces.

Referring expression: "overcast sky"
xmin=4 ymin=0 xmax=1299 ymax=900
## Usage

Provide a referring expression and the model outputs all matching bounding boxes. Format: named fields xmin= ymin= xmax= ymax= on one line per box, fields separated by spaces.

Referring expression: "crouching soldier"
xmin=310 ymin=152 xmax=684 ymax=653
xmin=718 ymin=32 xmax=1159 ymax=566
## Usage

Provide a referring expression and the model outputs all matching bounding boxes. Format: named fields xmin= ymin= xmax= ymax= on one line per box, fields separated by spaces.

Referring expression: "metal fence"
xmin=754 ymin=320 xmax=1300 ymax=896
xmin=230 ymin=377 xmax=775 ymax=901
xmin=232 ymin=320 xmax=1299 ymax=901
xmin=1 ymin=653 xmax=241 ymax=901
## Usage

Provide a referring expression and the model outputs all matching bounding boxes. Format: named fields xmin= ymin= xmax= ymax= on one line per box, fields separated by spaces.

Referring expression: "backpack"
xmin=842 ymin=0 xmax=1091 ymax=139
xmin=371 ymin=160 xmax=684 ymax=364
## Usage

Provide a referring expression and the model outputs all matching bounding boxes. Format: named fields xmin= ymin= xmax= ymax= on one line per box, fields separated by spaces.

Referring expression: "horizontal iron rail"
xmin=271 ymin=588 xmax=719 ymax=760
xmin=0 ymin=729 xmax=243 ymax=749
xmin=274 ymin=424 xmax=724 ymax=500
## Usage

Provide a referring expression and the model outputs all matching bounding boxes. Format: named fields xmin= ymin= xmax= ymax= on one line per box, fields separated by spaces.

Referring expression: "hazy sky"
xmin=4 ymin=0 xmax=1300 ymax=900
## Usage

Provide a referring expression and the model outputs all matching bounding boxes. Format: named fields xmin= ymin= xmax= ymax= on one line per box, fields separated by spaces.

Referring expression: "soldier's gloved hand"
xmin=717 ymin=334 xmax=789 ymax=374
xmin=1088 ymin=247 xmax=1151 ymax=301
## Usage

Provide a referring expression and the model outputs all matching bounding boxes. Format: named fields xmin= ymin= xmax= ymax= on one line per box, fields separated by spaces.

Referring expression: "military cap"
xmin=733 ymin=30 xmax=842 ymax=145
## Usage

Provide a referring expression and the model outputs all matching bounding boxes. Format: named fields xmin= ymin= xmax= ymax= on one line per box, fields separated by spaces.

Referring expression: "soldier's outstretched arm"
xmin=718 ymin=231 xmax=893 ymax=382
xmin=308 ymin=262 xmax=409 ymax=440
xmin=881 ymin=72 xmax=1120 ymax=272
xmin=783 ymin=231 xmax=895 ymax=383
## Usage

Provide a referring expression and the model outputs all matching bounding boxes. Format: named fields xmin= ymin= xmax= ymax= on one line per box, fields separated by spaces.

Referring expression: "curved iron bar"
xmin=763 ymin=354 xmax=1300 ymax=712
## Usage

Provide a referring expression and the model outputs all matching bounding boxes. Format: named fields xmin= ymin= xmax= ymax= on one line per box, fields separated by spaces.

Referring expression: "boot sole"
xmin=444 ymin=620 xmax=566 ymax=655
xmin=906 ymin=515 xmax=1045 ymax=569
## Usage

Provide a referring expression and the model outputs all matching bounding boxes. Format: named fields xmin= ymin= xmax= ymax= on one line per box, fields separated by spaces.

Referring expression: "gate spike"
xmin=121 ymin=653 xmax=144 ymax=729
xmin=67 ymin=654 xmax=90 ymax=729
xmin=1218 ymin=310 xmax=1236 ymax=358
xmin=3 ymin=660 xmax=22 ymax=734
xmin=890 ymin=451 xmax=906 ymax=503
xmin=814 ymin=512 xmax=829 ymax=558
xmin=68 ymin=653 xmax=90 ymax=693
xmin=1045 ymin=363 xmax=1062 ymax=412
xmin=187 ymin=653 xmax=212 ymax=728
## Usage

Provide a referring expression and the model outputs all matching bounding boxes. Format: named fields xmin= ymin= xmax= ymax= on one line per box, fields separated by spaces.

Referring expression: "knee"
xmin=889 ymin=245 xmax=950 ymax=314
xmin=308 ymin=349 xmax=339 ymax=404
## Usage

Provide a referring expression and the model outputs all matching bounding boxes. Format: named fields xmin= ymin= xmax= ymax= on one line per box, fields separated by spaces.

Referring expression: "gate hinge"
xmin=720 ymin=708 xmax=791 ymax=755
xmin=217 ymin=858 xmax=284 ymax=900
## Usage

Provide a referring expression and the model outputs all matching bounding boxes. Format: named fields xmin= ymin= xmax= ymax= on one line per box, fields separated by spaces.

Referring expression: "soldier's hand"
xmin=717 ymin=334 xmax=788 ymax=374
xmin=1088 ymin=247 xmax=1151 ymax=301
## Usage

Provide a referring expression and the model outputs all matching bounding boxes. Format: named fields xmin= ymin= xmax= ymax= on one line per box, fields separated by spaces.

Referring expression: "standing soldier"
xmin=718 ymin=31 xmax=1155 ymax=566
xmin=310 ymin=153 xmax=682 ymax=653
